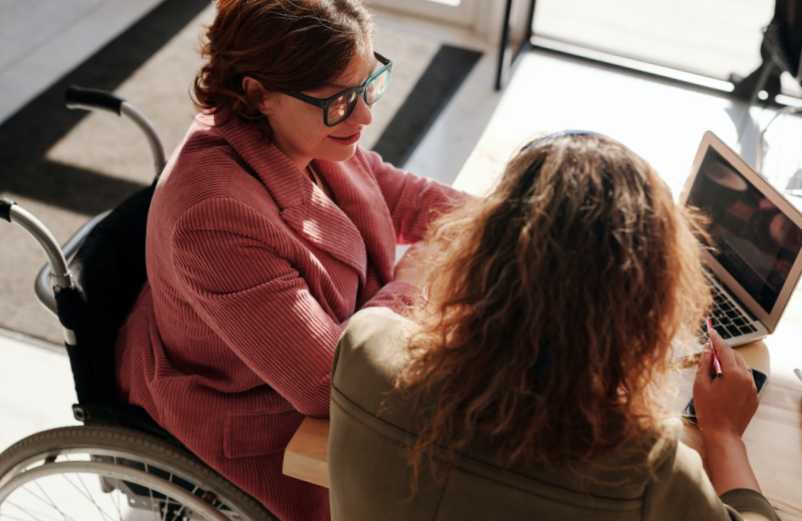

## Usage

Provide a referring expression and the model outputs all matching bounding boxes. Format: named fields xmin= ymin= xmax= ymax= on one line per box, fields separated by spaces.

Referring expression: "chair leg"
xmin=730 ymin=60 xmax=781 ymax=102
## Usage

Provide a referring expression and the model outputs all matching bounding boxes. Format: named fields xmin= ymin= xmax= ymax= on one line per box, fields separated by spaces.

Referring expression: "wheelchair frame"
xmin=0 ymin=87 xmax=276 ymax=521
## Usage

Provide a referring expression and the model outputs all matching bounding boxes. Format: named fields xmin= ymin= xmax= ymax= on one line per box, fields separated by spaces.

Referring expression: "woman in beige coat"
xmin=329 ymin=131 xmax=779 ymax=521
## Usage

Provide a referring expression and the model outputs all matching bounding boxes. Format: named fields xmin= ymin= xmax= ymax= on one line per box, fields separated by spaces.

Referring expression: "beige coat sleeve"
xmin=643 ymin=441 xmax=780 ymax=521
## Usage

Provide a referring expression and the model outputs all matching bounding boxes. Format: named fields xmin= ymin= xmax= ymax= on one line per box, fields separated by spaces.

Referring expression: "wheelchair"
xmin=0 ymin=87 xmax=276 ymax=521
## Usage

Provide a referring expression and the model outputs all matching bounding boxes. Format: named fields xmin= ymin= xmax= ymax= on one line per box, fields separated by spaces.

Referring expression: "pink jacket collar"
xmin=205 ymin=112 xmax=395 ymax=284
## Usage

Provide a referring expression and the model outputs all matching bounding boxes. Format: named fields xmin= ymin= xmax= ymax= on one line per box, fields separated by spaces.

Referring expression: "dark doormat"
xmin=373 ymin=45 xmax=482 ymax=167
xmin=0 ymin=0 xmax=210 ymax=217
xmin=0 ymin=2 xmax=481 ymax=344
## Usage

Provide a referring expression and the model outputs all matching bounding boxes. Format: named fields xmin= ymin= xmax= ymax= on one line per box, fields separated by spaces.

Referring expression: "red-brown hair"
xmin=193 ymin=0 xmax=373 ymax=123
xmin=399 ymin=132 xmax=711 ymax=481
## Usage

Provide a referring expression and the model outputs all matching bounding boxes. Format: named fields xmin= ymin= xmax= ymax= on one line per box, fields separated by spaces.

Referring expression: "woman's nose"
xmin=351 ymin=96 xmax=373 ymax=126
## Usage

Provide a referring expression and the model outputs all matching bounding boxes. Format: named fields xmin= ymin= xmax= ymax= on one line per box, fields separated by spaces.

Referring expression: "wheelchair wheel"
xmin=0 ymin=425 xmax=276 ymax=521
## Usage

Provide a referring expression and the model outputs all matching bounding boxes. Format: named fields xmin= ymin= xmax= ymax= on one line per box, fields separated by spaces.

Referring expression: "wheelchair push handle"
xmin=65 ymin=85 xmax=125 ymax=115
xmin=1 ymin=197 xmax=79 ymax=346
xmin=0 ymin=197 xmax=71 ymax=290
xmin=1 ymin=197 xmax=14 ymax=222
xmin=65 ymin=85 xmax=166 ymax=175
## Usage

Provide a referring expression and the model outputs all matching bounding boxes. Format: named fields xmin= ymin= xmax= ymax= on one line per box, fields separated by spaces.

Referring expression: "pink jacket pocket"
xmin=223 ymin=410 xmax=303 ymax=459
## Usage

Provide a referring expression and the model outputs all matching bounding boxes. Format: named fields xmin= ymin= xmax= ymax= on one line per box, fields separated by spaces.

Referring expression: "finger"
xmin=747 ymin=368 xmax=758 ymax=391
xmin=708 ymin=327 xmax=738 ymax=371
xmin=694 ymin=349 xmax=714 ymax=385
xmin=732 ymin=353 xmax=758 ymax=390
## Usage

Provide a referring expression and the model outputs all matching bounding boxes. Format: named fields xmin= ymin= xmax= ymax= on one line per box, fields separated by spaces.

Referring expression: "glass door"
xmin=531 ymin=0 xmax=773 ymax=81
xmin=365 ymin=0 xmax=479 ymax=27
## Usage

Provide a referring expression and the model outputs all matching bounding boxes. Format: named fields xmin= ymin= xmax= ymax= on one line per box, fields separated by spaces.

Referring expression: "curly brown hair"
xmin=399 ymin=132 xmax=711 ymax=481
xmin=193 ymin=0 xmax=372 ymax=124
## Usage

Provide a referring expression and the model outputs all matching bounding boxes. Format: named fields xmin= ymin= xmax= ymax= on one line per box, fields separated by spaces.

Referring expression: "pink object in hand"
xmin=707 ymin=318 xmax=723 ymax=378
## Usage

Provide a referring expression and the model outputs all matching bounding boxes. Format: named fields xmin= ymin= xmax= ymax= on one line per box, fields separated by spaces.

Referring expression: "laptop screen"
xmin=687 ymin=147 xmax=802 ymax=313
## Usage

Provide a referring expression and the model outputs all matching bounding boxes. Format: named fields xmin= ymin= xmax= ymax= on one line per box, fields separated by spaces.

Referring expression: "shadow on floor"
xmin=0 ymin=0 xmax=208 ymax=215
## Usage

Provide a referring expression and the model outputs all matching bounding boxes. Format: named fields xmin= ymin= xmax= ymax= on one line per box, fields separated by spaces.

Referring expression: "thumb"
xmin=709 ymin=328 xmax=737 ymax=372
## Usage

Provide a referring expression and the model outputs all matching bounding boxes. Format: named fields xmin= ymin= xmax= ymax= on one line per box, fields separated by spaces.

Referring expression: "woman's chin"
xmin=321 ymin=142 xmax=359 ymax=162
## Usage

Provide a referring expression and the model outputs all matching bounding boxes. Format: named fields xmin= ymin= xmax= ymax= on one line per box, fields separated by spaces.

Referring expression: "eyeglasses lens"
xmin=365 ymin=69 xmax=389 ymax=105
xmin=325 ymin=66 xmax=390 ymax=125
xmin=327 ymin=90 xmax=358 ymax=125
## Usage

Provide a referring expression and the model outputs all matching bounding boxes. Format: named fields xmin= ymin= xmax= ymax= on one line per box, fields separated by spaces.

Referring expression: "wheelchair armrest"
xmin=35 ymin=211 xmax=110 ymax=316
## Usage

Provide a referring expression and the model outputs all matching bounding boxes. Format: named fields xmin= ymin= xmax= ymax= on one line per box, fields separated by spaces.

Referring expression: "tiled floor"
xmin=0 ymin=0 xmax=165 ymax=123
xmin=454 ymin=50 xmax=802 ymax=200
xmin=0 ymin=332 xmax=76 ymax=453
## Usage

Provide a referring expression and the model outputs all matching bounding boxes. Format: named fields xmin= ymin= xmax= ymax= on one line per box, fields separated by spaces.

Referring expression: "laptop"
xmin=680 ymin=131 xmax=802 ymax=346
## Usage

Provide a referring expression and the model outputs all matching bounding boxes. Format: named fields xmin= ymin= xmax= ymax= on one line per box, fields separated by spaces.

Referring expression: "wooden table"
xmin=283 ymin=302 xmax=802 ymax=518
xmin=729 ymin=326 xmax=802 ymax=520
xmin=282 ymin=417 xmax=330 ymax=489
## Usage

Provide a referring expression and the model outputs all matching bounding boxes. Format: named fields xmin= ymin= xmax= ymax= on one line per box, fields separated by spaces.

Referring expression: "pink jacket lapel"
xmin=214 ymin=114 xmax=368 ymax=281
xmin=313 ymin=157 xmax=396 ymax=284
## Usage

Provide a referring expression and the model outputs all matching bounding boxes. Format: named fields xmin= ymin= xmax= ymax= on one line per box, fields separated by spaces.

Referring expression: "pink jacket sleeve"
xmin=171 ymin=197 xmax=338 ymax=417
xmin=360 ymin=149 xmax=466 ymax=244
xmin=357 ymin=149 xmax=470 ymax=311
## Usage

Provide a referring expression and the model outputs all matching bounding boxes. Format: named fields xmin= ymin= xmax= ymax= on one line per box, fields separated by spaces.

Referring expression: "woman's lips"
xmin=329 ymin=131 xmax=361 ymax=145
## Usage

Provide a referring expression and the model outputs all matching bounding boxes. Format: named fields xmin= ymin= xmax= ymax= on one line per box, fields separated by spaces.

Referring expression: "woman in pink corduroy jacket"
xmin=114 ymin=1 xmax=465 ymax=520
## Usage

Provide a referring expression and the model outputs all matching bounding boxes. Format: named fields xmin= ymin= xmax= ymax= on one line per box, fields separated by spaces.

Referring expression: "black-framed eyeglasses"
xmin=284 ymin=52 xmax=392 ymax=127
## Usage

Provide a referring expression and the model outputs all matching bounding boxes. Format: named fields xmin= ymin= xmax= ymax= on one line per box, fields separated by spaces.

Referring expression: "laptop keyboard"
xmin=706 ymin=279 xmax=758 ymax=340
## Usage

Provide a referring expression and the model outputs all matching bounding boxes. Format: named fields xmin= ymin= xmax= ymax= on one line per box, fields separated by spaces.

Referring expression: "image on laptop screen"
xmin=687 ymin=148 xmax=802 ymax=313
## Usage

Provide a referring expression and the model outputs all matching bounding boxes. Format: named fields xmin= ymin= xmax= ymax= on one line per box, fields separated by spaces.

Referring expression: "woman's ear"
xmin=242 ymin=76 xmax=271 ymax=115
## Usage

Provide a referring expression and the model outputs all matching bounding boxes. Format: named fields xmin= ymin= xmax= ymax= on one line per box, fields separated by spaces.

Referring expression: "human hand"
xmin=692 ymin=329 xmax=758 ymax=443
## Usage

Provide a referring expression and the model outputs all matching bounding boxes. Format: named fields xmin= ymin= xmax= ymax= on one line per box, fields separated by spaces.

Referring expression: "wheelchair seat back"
xmin=62 ymin=182 xmax=180 ymax=445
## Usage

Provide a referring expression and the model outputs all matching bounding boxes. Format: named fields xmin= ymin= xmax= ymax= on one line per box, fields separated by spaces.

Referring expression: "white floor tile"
xmin=0 ymin=334 xmax=77 ymax=454
xmin=452 ymin=50 xmax=802 ymax=204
